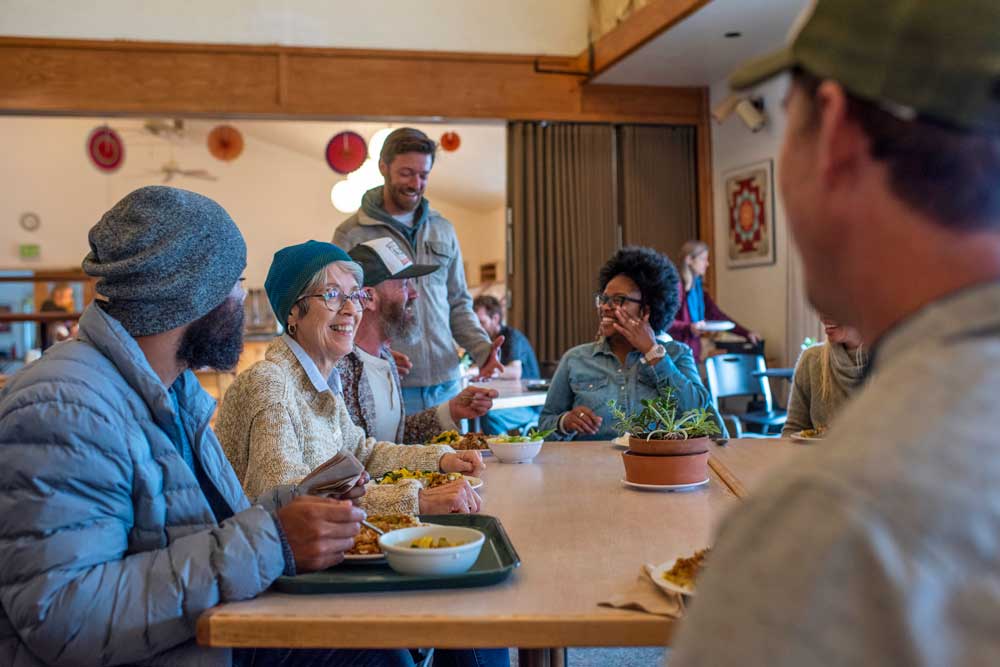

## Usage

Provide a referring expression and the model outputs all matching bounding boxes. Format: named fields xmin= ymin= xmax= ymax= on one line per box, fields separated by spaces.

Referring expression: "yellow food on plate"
xmin=799 ymin=426 xmax=828 ymax=438
xmin=663 ymin=548 xmax=710 ymax=590
xmin=347 ymin=514 xmax=421 ymax=555
xmin=428 ymin=431 xmax=490 ymax=451
xmin=410 ymin=536 xmax=468 ymax=549
xmin=377 ymin=468 xmax=463 ymax=488
xmin=429 ymin=430 xmax=461 ymax=445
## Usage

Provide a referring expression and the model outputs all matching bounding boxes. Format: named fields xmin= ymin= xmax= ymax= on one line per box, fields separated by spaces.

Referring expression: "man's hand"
xmin=746 ymin=331 xmax=761 ymax=344
xmin=476 ymin=336 xmax=506 ymax=380
xmin=440 ymin=450 xmax=486 ymax=477
xmin=419 ymin=479 xmax=482 ymax=514
xmin=275 ymin=496 xmax=364 ymax=572
xmin=448 ymin=387 xmax=498 ymax=421
xmin=690 ymin=321 xmax=707 ymax=336
xmin=389 ymin=348 xmax=413 ymax=377
xmin=562 ymin=406 xmax=603 ymax=435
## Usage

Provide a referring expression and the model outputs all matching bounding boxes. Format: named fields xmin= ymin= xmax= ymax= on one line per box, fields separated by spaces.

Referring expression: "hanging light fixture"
xmin=331 ymin=180 xmax=362 ymax=213
xmin=368 ymin=127 xmax=393 ymax=161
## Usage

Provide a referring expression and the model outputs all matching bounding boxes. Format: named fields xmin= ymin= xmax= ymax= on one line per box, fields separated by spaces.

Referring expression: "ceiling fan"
xmin=153 ymin=159 xmax=217 ymax=183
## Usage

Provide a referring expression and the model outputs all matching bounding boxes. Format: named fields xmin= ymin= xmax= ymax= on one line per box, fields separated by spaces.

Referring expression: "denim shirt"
xmin=538 ymin=338 xmax=718 ymax=440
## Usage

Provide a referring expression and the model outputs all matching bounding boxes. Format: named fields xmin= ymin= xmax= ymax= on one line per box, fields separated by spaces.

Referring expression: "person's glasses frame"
xmin=594 ymin=292 xmax=643 ymax=309
xmin=296 ymin=287 xmax=371 ymax=312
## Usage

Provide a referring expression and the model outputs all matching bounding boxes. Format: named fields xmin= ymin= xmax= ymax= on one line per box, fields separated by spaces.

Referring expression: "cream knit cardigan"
xmin=216 ymin=337 xmax=454 ymax=514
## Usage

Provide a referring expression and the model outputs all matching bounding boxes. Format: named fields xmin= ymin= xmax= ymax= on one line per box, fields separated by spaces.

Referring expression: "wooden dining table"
xmin=198 ymin=438 xmax=812 ymax=665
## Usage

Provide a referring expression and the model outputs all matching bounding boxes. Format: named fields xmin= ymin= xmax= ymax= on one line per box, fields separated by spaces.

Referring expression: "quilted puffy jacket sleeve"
xmin=0 ymin=383 xmax=286 ymax=667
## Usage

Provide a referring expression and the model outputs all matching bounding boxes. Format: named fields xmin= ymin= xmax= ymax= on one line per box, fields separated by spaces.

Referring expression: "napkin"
xmin=598 ymin=565 xmax=686 ymax=618
xmin=299 ymin=450 xmax=366 ymax=496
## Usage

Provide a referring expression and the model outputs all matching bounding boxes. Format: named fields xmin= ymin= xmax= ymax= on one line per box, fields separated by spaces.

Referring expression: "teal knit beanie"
xmin=265 ymin=240 xmax=358 ymax=328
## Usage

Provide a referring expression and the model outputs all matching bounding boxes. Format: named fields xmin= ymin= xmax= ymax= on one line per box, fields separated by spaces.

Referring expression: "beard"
xmin=381 ymin=298 xmax=418 ymax=345
xmin=177 ymin=296 xmax=245 ymax=371
xmin=386 ymin=180 xmax=422 ymax=213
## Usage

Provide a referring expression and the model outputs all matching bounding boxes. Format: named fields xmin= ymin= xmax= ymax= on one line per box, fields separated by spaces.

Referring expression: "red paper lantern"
xmin=87 ymin=125 xmax=124 ymax=172
xmin=440 ymin=131 xmax=461 ymax=152
xmin=325 ymin=131 xmax=367 ymax=174
xmin=207 ymin=125 xmax=244 ymax=161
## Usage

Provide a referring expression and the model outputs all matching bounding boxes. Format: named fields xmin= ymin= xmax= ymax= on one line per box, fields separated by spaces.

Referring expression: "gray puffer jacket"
xmin=0 ymin=304 xmax=293 ymax=666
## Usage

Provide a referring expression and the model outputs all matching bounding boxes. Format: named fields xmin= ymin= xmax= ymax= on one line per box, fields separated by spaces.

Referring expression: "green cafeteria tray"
xmin=273 ymin=514 xmax=521 ymax=594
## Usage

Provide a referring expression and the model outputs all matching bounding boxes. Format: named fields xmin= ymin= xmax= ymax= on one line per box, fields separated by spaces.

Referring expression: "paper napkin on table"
xmin=598 ymin=565 xmax=686 ymax=618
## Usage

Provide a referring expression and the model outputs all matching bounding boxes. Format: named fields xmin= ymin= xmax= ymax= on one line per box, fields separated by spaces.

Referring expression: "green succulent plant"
xmin=608 ymin=387 xmax=721 ymax=441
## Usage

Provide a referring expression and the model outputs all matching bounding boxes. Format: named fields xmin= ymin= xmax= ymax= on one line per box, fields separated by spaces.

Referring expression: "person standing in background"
xmin=669 ymin=240 xmax=759 ymax=361
xmin=334 ymin=128 xmax=503 ymax=413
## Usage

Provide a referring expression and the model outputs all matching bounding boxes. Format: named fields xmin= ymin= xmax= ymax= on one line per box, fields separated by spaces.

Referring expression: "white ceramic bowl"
xmin=377 ymin=525 xmax=486 ymax=576
xmin=486 ymin=438 xmax=543 ymax=463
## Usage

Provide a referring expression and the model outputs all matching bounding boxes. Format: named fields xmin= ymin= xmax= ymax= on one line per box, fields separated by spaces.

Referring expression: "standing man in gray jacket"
xmin=672 ymin=1 xmax=1000 ymax=665
xmin=0 ymin=186 xmax=410 ymax=667
xmin=334 ymin=128 xmax=503 ymax=414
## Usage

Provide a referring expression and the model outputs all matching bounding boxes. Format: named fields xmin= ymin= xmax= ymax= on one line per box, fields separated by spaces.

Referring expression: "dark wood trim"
xmin=0 ymin=312 xmax=82 ymax=323
xmin=695 ymin=88 xmax=717 ymax=298
xmin=0 ymin=36 xmax=706 ymax=124
xmin=587 ymin=0 xmax=712 ymax=77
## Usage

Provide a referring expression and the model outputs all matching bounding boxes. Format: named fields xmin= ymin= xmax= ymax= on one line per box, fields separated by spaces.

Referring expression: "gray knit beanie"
xmin=83 ymin=186 xmax=247 ymax=337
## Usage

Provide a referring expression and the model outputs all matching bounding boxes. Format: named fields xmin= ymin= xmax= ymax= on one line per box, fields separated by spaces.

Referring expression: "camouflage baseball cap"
xmin=729 ymin=0 xmax=1000 ymax=132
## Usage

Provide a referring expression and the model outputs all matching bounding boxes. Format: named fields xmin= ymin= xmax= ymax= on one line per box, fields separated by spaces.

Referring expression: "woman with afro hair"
xmin=538 ymin=246 xmax=723 ymax=441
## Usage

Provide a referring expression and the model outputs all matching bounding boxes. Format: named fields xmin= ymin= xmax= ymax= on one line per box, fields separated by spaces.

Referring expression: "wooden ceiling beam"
xmin=585 ymin=0 xmax=712 ymax=78
xmin=0 ymin=36 xmax=705 ymax=124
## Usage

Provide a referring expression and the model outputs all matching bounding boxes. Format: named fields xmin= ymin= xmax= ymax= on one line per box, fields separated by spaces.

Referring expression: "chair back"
xmin=704 ymin=354 xmax=774 ymax=412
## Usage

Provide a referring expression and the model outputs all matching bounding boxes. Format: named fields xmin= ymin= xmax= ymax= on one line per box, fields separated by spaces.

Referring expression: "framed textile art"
xmin=724 ymin=159 xmax=775 ymax=268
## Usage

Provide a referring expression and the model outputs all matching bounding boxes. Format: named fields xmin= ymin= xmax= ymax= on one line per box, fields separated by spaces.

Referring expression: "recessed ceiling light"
xmin=725 ymin=31 xmax=742 ymax=38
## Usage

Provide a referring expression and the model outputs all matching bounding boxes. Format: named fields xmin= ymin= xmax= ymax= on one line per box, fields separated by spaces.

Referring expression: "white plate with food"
xmin=611 ymin=435 xmax=630 ymax=450
xmin=377 ymin=469 xmax=482 ymax=489
xmin=620 ymin=478 xmax=709 ymax=492
xmin=343 ymin=514 xmax=423 ymax=563
xmin=646 ymin=548 xmax=710 ymax=597
xmin=791 ymin=428 xmax=826 ymax=443
xmin=700 ymin=320 xmax=735 ymax=332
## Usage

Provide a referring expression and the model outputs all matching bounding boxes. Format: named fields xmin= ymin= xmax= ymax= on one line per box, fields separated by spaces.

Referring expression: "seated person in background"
xmin=669 ymin=240 xmax=760 ymax=361
xmin=539 ymin=246 xmax=720 ymax=441
xmin=0 ymin=186 xmax=410 ymax=667
xmin=338 ymin=238 xmax=498 ymax=444
xmin=216 ymin=240 xmax=484 ymax=516
xmin=782 ymin=316 xmax=868 ymax=437
xmin=473 ymin=294 xmax=542 ymax=434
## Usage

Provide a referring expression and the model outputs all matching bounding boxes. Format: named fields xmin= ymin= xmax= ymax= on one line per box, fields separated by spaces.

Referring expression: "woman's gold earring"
xmin=287 ymin=323 xmax=297 ymax=336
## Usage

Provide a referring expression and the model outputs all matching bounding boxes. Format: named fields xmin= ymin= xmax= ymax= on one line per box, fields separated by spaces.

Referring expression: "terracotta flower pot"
xmin=627 ymin=435 xmax=710 ymax=456
xmin=621 ymin=450 xmax=709 ymax=486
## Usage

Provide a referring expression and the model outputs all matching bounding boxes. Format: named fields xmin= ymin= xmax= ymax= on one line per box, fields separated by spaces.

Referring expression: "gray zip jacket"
xmin=334 ymin=188 xmax=493 ymax=387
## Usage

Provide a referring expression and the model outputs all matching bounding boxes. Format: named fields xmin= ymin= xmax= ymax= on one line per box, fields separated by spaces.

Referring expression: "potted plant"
xmin=609 ymin=388 xmax=721 ymax=454
xmin=609 ymin=389 xmax=722 ymax=485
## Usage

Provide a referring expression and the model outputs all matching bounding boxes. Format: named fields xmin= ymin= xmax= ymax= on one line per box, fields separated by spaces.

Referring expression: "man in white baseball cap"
xmin=338 ymin=238 xmax=499 ymax=444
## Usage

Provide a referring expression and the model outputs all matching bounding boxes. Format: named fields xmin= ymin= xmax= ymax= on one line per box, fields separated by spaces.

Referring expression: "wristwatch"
xmin=641 ymin=343 xmax=666 ymax=365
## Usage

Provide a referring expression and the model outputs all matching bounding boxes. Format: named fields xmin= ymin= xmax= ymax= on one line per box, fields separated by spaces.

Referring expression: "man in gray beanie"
xmin=0 ymin=186 xmax=411 ymax=667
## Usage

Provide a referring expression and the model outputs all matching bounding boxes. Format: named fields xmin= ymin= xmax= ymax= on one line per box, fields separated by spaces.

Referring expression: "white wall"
xmin=0 ymin=0 xmax=589 ymax=54
xmin=0 ymin=116 xmax=505 ymax=290
xmin=441 ymin=202 xmax=506 ymax=287
xmin=710 ymin=74 xmax=794 ymax=366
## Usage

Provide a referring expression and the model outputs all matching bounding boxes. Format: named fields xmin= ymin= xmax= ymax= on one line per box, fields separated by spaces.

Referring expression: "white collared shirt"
xmin=282 ymin=334 xmax=343 ymax=395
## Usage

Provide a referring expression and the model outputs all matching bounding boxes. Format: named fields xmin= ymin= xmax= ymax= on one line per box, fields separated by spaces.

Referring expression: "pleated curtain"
xmin=618 ymin=125 xmax=698 ymax=266
xmin=507 ymin=123 xmax=617 ymax=364
xmin=506 ymin=122 xmax=700 ymax=365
